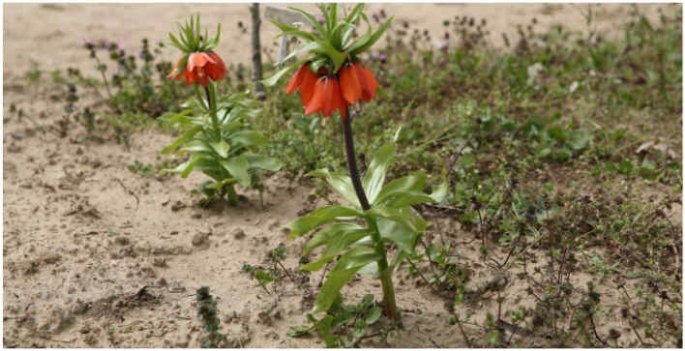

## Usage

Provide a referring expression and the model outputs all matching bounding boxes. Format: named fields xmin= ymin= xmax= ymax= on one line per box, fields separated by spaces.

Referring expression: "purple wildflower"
xmin=82 ymin=38 xmax=94 ymax=49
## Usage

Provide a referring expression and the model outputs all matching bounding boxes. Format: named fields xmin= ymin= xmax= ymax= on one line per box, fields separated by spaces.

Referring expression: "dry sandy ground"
xmin=2 ymin=3 xmax=675 ymax=348
xmin=4 ymin=3 xmax=664 ymax=77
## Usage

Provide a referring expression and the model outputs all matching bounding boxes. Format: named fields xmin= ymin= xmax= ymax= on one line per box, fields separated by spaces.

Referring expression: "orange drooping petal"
xmin=353 ymin=63 xmax=372 ymax=102
xmin=299 ymin=67 xmax=318 ymax=107
xmin=322 ymin=77 xmax=339 ymax=117
xmin=362 ymin=65 xmax=379 ymax=99
xmin=304 ymin=77 xmax=326 ymax=116
xmin=334 ymin=79 xmax=347 ymax=119
xmin=286 ymin=64 xmax=308 ymax=94
xmin=339 ymin=63 xmax=362 ymax=105
xmin=186 ymin=52 xmax=215 ymax=87
xmin=204 ymin=63 xmax=220 ymax=83
xmin=184 ymin=67 xmax=195 ymax=85
xmin=326 ymin=78 xmax=346 ymax=118
xmin=206 ymin=51 xmax=228 ymax=81
xmin=195 ymin=67 xmax=209 ymax=87
xmin=187 ymin=52 xmax=213 ymax=72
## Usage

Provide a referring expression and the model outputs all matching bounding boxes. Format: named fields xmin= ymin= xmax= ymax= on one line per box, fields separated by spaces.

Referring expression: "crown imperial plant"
xmin=267 ymin=4 xmax=446 ymax=321
xmin=161 ymin=14 xmax=280 ymax=206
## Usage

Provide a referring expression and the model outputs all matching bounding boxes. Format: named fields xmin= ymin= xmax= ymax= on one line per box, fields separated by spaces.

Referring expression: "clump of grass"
xmin=196 ymin=286 xmax=224 ymax=348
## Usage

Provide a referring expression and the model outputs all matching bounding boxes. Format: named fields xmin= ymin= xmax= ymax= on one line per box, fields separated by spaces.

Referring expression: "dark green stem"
xmin=341 ymin=107 xmax=398 ymax=320
xmin=204 ymin=83 xmax=221 ymax=140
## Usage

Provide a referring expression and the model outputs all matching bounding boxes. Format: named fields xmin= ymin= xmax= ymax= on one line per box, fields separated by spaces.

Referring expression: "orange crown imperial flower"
xmin=266 ymin=4 xmax=391 ymax=119
xmin=286 ymin=61 xmax=379 ymax=119
xmin=168 ymin=51 xmax=227 ymax=87
xmin=167 ymin=14 xmax=227 ymax=87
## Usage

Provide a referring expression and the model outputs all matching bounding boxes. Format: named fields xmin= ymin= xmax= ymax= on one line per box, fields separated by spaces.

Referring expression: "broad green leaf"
xmin=230 ymin=130 xmax=268 ymax=148
xmin=263 ymin=64 xmax=297 ymax=87
xmin=367 ymin=206 xmax=427 ymax=234
xmin=287 ymin=325 xmax=311 ymax=338
xmin=287 ymin=205 xmax=362 ymax=238
xmin=352 ymin=321 xmax=367 ymax=339
xmin=160 ymin=125 xmax=203 ymax=154
xmin=304 ymin=222 xmax=364 ymax=256
xmin=365 ymin=307 xmax=382 ymax=324
xmin=196 ymin=180 xmax=217 ymax=198
xmin=376 ymin=217 xmax=420 ymax=253
xmin=430 ymin=180 xmax=449 ymax=203
xmin=312 ymin=247 xmax=379 ymax=314
xmin=362 ymin=143 xmax=396 ymax=204
xmin=280 ymin=41 xmax=321 ymax=63
xmin=301 ymin=229 xmax=371 ymax=272
xmin=358 ymin=294 xmax=374 ymax=310
xmin=178 ymin=139 xmax=213 ymax=155
xmin=219 ymin=109 xmax=245 ymax=131
xmin=271 ymin=20 xmax=317 ymax=42
xmin=316 ymin=315 xmax=335 ymax=336
xmin=334 ymin=246 xmax=378 ymax=271
xmin=255 ymin=270 xmax=274 ymax=285
xmin=159 ymin=109 xmax=194 ymax=127
xmin=244 ymin=154 xmax=282 ymax=172
xmin=193 ymin=158 xmax=226 ymax=181
xmin=331 ymin=310 xmax=353 ymax=328
xmin=220 ymin=156 xmax=251 ymax=187
xmin=373 ymin=171 xmax=426 ymax=206
xmin=330 ymin=21 xmax=354 ymax=49
xmin=209 ymin=139 xmax=230 ymax=158
xmin=357 ymin=261 xmax=378 ymax=275
xmin=313 ymin=267 xmax=362 ymax=314
xmin=385 ymin=191 xmax=436 ymax=209
xmin=169 ymin=153 xmax=209 ymax=178
xmin=308 ymin=169 xmax=360 ymax=208
xmin=316 ymin=39 xmax=346 ymax=72
xmin=205 ymin=177 xmax=237 ymax=190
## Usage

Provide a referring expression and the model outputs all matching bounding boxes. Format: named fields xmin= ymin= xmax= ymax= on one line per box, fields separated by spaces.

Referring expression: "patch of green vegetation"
xmin=288 ymin=294 xmax=396 ymax=347
xmin=196 ymin=286 xmax=224 ymax=348
xmin=26 ymin=60 xmax=42 ymax=84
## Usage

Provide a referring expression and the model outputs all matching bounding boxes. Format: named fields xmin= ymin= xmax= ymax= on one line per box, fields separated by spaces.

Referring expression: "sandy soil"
xmin=2 ymin=3 xmax=676 ymax=348
xmin=4 ymin=3 xmax=664 ymax=77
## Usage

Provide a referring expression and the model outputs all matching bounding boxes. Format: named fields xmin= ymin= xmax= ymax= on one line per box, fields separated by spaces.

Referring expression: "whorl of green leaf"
xmin=263 ymin=3 xmax=392 ymax=86
xmin=168 ymin=14 xmax=221 ymax=54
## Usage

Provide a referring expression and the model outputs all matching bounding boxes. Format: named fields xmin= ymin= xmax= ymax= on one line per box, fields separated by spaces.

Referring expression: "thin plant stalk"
xmin=225 ymin=184 xmax=239 ymax=206
xmin=203 ymin=83 xmax=221 ymax=140
xmin=92 ymin=54 xmax=113 ymax=100
xmin=341 ymin=106 xmax=398 ymax=320
xmin=202 ymin=82 xmax=237 ymax=205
